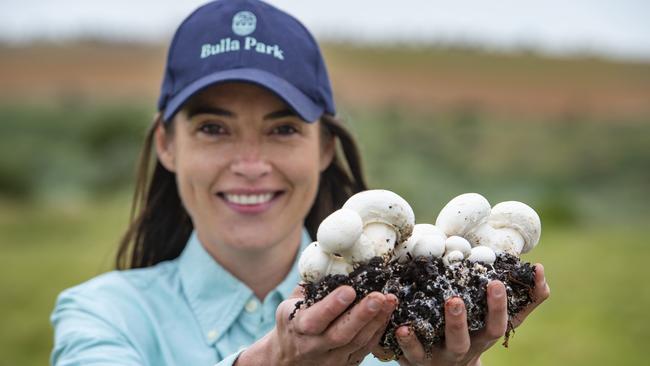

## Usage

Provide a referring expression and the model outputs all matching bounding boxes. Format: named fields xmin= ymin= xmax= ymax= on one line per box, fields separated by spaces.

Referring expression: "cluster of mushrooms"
xmin=295 ymin=189 xmax=541 ymax=356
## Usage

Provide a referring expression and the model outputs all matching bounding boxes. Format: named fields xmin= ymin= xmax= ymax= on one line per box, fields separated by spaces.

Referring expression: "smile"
xmin=223 ymin=193 xmax=274 ymax=205
xmin=217 ymin=190 xmax=285 ymax=214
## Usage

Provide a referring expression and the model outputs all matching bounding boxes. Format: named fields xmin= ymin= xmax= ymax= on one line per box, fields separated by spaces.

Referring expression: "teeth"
xmin=224 ymin=193 xmax=274 ymax=205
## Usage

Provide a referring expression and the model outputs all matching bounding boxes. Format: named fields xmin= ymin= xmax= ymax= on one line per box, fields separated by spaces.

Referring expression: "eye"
xmin=271 ymin=124 xmax=299 ymax=136
xmin=198 ymin=122 xmax=227 ymax=136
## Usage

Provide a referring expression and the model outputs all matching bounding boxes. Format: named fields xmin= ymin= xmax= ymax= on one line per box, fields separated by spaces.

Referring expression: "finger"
xmin=342 ymin=295 xmax=398 ymax=353
xmin=295 ymin=285 xmax=356 ymax=335
xmin=482 ymin=280 xmax=508 ymax=341
xmin=323 ymin=292 xmax=386 ymax=348
xmin=443 ymin=297 xmax=471 ymax=357
xmin=396 ymin=325 xmax=426 ymax=364
xmin=371 ymin=347 xmax=398 ymax=364
xmin=348 ymin=316 xmax=394 ymax=366
xmin=511 ymin=263 xmax=551 ymax=328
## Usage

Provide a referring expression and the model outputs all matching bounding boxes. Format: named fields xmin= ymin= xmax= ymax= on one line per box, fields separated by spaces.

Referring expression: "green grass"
xmin=482 ymin=225 xmax=649 ymax=365
xmin=1 ymin=197 xmax=648 ymax=365
xmin=0 ymin=197 xmax=127 ymax=366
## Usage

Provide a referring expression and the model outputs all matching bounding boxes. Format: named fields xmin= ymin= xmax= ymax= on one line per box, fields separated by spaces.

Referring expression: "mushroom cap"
xmin=488 ymin=201 xmax=541 ymax=254
xmin=343 ymin=189 xmax=415 ymax=241
xmin=467 ymin=246 xmax=496 ymax=264
xmin=435 ymin=193 xmax=491 ymax=237
xmin=394 ymin=224 xmax=446 ymax=262
xmin=445 ymin=235 xmax=472 ymax=258
xmin=298 ymin=242 xmax=332 ymax=283
xmin=467 ymin=225 xmax=525 ymax=255
xmin=317 ymin=208 xmax=363 ymax=254
xmin=443 ymin=250 xmax=465 ymax=266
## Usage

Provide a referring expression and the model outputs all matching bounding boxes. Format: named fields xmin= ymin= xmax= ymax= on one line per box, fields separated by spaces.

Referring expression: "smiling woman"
xmin=154 ymin=83 xmax=336 ymax=298
xmin=50 ymin=1 xmax=548 ymax=365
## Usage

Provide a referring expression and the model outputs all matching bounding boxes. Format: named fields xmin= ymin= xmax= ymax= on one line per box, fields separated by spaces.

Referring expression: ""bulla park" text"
xmin=200 ymin=37 xmax=285 ymax=60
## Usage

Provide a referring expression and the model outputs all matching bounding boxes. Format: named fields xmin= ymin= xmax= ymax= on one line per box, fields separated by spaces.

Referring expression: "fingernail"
xmin=368 ymin=298 xmax=382 ymax=312
xmin=337 ymin=289 xmax=355 ymax=304
xmin=449 ymin=302 xmax=464 ymax=316
xmin=492 ymin=284 xmax=505 ymax=298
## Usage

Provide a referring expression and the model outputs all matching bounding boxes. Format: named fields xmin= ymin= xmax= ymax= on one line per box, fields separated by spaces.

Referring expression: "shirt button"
xmin=207 ymin=330 xmax=218 ymax=341
xmin=244 ymin=299 xmax=259 ymax=313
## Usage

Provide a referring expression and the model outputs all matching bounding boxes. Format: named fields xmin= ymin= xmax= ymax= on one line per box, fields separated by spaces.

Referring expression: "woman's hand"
xmin=373 ymin=263 xmax=550 ymax=366
xmin=237 ymin=285 xmax=398 ymax=366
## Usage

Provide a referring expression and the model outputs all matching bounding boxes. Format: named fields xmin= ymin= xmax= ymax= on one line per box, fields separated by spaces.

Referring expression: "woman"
xmin=51 ymin=1 xmax=550 ymax=365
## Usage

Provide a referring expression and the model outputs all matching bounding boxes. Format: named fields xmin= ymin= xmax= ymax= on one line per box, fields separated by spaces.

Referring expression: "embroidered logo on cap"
xmin=232 ymin=11 xmax=256 ymax=36
xmin=200 ymin=9 xmax=284 ymax=61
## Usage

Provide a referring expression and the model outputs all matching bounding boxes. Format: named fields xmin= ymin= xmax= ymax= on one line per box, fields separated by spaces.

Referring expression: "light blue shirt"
xmin=51 ymin=230 xmax=397 ymax=365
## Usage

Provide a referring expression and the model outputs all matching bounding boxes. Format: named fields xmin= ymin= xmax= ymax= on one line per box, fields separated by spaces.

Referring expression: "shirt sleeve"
xmin=51 ymin=287 xmax=145 ymax=366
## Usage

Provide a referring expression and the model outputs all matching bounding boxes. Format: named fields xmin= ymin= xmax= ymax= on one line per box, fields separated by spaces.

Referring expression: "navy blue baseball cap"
xmin=157 ymin=0 xmax=336 ymax=123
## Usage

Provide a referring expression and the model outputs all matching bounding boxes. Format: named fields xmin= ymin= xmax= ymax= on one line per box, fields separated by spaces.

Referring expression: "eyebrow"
xmin=185 ymin=106 xmax=297 ymax=120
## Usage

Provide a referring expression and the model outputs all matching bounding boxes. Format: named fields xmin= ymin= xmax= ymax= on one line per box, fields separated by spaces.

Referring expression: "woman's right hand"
xmin=237 ymin=285 xmax=398 ymax=366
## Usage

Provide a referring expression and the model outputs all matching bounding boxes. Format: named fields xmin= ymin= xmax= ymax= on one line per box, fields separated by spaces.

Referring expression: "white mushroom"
xmin=343 ymin=189 xmax=415 ymax=259
xmin=394 ymin=224 xmax=446 ymax=263
xmin=298 ymin=189 xmax=415 ymax=282
xmin=442 ymin=250 xmax=465 ymax=266
xmin=316 ymin=208 xmax=363 ymax=254
xmin=298 ymin=242 xmax=353 ymax=282
xmin=435 ymin=193 xmax=491 ymax=237
xmin=444 ymin=236 xmax=472 ymax=258
xmin=488 ymin=201 xmax=541 ymax=254
xmin=347 ymin=233 xmax=377 ymax=264
xmin=435 ymin=193 xmax=541 ymax=257
xmin=467 ymin=246 xmax=497 ymax=265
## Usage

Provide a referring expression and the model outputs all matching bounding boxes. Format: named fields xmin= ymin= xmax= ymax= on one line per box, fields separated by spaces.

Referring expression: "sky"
xmin=1 ymin=0 xmax=649 ymax=60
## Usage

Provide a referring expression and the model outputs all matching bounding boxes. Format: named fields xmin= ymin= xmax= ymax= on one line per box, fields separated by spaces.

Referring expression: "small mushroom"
xmin=467 ymin=246 xmax=497 ymax=265
xmin=343 ymin=189 xmax=415 ymax=259
xmin=298 ymin=242 xmax=353 ymax=282
xmin=316 ymin=208 xmax=363 ymax=254
xmin=442 ymin=250 xmax=465 ymax=266
xmin=394 ymin=224 xmax=446 ymax=263
xmin=435 ymin=193 xmax=491 ymax=237
xmin=488 ymin=201 xmax=541 ymax=254
xmin=445 ymin=236 xmax=472 ymax=258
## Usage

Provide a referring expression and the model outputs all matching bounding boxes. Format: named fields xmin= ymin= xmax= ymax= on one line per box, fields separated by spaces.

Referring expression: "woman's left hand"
xmin=372 ymin=263 xmax=550 ymax=366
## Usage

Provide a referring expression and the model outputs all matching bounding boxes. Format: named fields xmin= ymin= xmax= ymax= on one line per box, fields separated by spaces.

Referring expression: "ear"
xmin=154 ymin=113 xmax=177 ymax=173
xmin=319 ymin=128 xmax=336 ymax=172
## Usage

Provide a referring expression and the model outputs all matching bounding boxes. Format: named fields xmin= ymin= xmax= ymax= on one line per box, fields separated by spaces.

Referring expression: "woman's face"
xmin=156 ymin=82 xmax=333 ymax=253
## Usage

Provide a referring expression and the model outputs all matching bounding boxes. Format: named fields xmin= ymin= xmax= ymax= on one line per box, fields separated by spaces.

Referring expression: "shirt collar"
xmin=178 ymin=229 xmax=312 ymax=346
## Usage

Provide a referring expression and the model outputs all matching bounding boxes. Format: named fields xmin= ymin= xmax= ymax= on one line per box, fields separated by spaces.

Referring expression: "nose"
xmin=229 ymin=143 xmax=271 ymax=181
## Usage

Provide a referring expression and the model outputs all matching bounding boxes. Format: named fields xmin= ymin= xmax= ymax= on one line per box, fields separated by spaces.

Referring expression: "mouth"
xmin=217 ymin=190 xmax=284 ymax=214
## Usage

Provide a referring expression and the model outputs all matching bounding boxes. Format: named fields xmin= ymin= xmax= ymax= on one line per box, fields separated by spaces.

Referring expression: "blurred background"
xmin=1 ymin=0 xmax=649 ymax=365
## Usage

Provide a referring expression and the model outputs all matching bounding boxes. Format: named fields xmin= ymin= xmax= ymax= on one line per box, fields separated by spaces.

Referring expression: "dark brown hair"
xmin=116 ymin=114 xmax=368 ymax=269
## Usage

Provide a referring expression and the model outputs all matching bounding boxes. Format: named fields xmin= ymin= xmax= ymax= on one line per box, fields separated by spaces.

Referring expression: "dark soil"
xmin=291 ymin=254 xmax=536 ymax=358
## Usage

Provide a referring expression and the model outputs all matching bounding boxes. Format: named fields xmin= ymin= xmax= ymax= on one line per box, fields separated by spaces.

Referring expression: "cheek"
xmin=173 ymin=143 xmax=226 ymax=212
xmin=281 ymin=141 xmax=323 ymax=194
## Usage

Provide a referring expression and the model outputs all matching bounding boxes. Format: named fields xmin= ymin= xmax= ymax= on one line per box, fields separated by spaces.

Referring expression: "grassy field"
xmin=1 ymin=42 xmax=649 ymax=365
xmin=1 ymin=197 xmax=648 ymax=365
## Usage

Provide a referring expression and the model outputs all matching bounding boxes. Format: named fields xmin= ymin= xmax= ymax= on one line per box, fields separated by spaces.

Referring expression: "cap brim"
xmin=162 ymin=68 xmax=323 ymax=123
